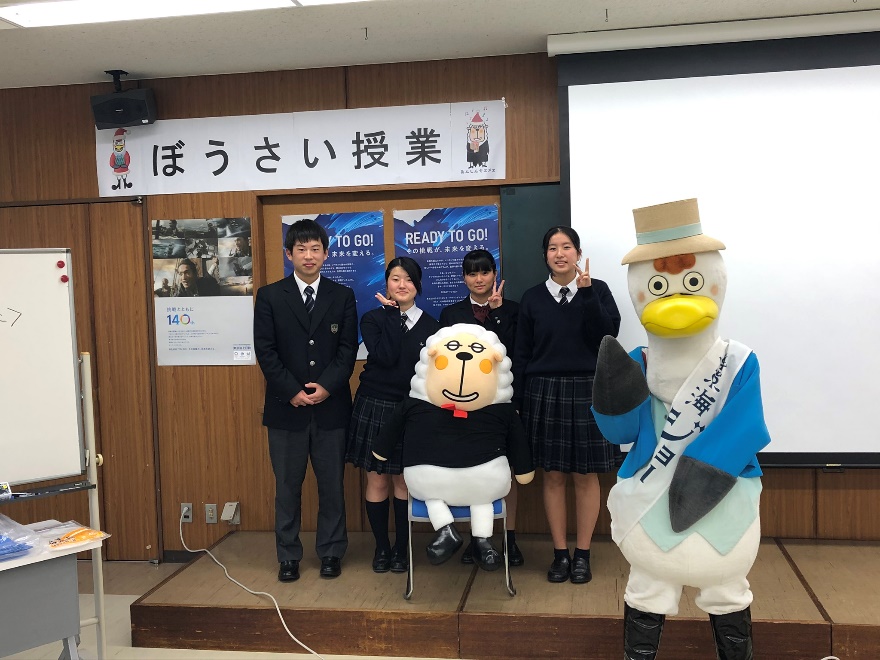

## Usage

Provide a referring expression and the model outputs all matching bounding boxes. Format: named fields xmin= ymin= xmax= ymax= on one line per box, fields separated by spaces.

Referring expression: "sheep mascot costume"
xmin=374 ymin=323 xmax=534 ymax=571
xmin=591 ymin=199 xmax=771 ymax=660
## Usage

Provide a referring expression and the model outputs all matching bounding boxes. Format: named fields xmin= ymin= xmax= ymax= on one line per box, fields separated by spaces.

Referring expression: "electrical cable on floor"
xmin=178 ymin=507 xmax=324 ymax=659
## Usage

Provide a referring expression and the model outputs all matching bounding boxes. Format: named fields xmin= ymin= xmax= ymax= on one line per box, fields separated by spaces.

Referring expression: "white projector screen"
xmin=567 ymin=64 xmax=880 ymax=464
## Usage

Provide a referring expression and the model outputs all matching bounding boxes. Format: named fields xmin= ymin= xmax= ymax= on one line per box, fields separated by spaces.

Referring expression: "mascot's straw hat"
xmin=621 ymin=198 xmax=725 ymax=265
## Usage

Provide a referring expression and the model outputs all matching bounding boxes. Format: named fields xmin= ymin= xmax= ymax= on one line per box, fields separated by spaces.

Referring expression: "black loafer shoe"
xmin=372 ymin=548 xmax=391 ymax=573
xmin=319 ymin=556 xmax=342 ymax=578
xmin=508 ymin=540 xmax=524 ymax=567
xmin=472 ymin=537 xmax=501 ymax=572
xmin=278 ymin=560 xmax=300 ymax=582
xmin=570 ymin=556 xmax=592 ymax=584
xmin=547 ymin=556 xmax=571 ymax=583
xmin=426 ymin=523 xmax=463 ymax=565
xmin=461 ymin=539 xmax=475 ymax=564
xmin=390 ymin=546 xmax=408 ymax=573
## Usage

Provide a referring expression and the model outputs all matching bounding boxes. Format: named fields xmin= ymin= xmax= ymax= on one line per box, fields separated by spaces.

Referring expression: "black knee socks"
xmin=365 ymin=499 xmax=391 ymax=551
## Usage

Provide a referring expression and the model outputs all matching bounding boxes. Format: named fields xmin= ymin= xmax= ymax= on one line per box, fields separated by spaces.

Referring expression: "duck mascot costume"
xmin=374 ymin=323 xmax=534 ymax=571
xmin=591 ymin=199 xmax=771 ymax=660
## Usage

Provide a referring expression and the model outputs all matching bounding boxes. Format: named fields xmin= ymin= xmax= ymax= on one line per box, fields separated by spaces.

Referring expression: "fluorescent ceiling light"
xmin=548 ymin=10 xmax=880 ymax=55
xmin=292 ymin=0 xmax=371 ymax=4
xmin=0 ymin=0 xmax=294 ymax=28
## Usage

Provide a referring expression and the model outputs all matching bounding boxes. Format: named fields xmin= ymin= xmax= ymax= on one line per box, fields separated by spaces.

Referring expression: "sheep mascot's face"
xmin=412 ymin=323 xmax=514 ymax=413
xmin=426 ymin=330 xmax=502 ymax=411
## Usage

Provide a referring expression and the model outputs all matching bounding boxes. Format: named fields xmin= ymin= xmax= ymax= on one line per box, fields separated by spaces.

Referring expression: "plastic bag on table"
xmin=43 ymin=520 xmax=110 ymax=551
xmin=0 ymin=513 xmax=41 ymax=561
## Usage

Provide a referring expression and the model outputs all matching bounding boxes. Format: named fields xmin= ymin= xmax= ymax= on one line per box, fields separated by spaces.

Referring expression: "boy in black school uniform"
xmin=254 ymin=219 xmax=358 ymax=582
xmin=439 ymin=249 xmax=525 ymax=566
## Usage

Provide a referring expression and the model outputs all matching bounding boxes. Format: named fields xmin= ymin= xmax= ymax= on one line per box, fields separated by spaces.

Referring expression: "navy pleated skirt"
xmin=521 ymin=375 xmax=622 ymax=474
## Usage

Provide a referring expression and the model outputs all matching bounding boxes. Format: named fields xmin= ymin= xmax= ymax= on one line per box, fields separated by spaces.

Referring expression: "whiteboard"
xmin=566 ymin=66 xmax=880 ymax=463
xmin=0 ymin=249 xmax=85 ymax=485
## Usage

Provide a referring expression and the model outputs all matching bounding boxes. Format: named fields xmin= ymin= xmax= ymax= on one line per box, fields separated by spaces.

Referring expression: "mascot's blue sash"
xmin=607 ymin=338 xmax=752 ymax=544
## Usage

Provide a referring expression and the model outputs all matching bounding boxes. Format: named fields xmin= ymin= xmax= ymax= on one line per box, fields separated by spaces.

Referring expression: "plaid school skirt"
xmin=345 ymin=392 xmax=403 ymax=475
xmin=521 ymin=375 xmax=622 ymax=475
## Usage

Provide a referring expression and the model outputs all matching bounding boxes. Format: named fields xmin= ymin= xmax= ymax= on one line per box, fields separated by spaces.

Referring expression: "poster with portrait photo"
xmin=281 ymin=211 xmax=385 ymax=359
xmin=393 ymin=205 xmax=500 ymax=321
xmin=151 ymin=218 xmax=255 ymax=366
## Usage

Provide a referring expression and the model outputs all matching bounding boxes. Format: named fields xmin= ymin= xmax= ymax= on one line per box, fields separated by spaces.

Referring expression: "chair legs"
xmin=405 ymin=497 xmax=515 ymax=599
xmin=404 ymin=517 xmax=414 ymax=600
xmin=502 ymin=505 xmax=516 ymax=596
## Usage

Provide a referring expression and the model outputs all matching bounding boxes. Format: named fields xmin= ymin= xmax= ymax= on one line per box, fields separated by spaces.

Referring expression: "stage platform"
xmin=131 ymin=532 xmax=880 ymax=659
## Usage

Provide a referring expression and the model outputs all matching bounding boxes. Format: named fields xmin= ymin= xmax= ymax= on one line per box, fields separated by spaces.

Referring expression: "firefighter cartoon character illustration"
xmin=466 ymin=111 xmax=489 ymax=168
xmin=109 ymin=128 xmax=132 ymax=190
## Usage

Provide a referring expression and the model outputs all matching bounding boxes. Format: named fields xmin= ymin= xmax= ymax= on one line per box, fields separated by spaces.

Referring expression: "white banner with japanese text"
xmin=96 ymin=101 xmax=505 ymax=197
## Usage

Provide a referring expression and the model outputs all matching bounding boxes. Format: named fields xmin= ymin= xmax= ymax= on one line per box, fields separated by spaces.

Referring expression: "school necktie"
xmin=304 ymin=285 xmax=315 ymax=314
xmin=472 ymin=303 xmax=489 ymax=324
xmin=400 ymin=312 xmax=409 ymax=333
xmin=558 ymin=286 xmax=570 ymax=306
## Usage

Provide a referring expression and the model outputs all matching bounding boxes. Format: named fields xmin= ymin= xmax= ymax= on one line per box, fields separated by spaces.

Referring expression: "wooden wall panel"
xmin=817 ymin=469 xmax=880 ymax=540
xmin=88 ymin=201 xmax=160 ymax=559
xmin=760 ymin=468 xmax=816 ymax=538
xmin=147 ymin=68 xmax=347 ymax=118
xmin=0 ymin=84 xmax=104 ymax=203
xmin=148 ymin=192 xmax=275 ymax=552
xmin=0 ymin=205 xmax=94 ymax=527
xmin=346 ymin=54 xmax=559 ymax=184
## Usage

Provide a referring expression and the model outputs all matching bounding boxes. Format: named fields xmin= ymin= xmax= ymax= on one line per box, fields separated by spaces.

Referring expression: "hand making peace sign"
xmin=575 ymin=259 xmax=592 ymax=289
xmin=488 ymin=279 xmax=505 ymax=309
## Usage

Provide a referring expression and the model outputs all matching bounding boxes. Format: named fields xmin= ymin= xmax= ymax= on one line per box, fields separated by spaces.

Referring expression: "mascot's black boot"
xmin=623 ymin=603 xmax=665 ymax=660
xmin=471 ymin=537 xmax=501 ymax=572
xmin=710 ymin=607 xmax=753 ymax=660
xmin=426 ymin=523 xmax=463 ymax=565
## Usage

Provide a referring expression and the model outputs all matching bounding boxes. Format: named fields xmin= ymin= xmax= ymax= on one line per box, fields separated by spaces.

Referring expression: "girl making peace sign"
xmin=346 ymin=257 xmax=440 ymax=573
xmin=439 ymin=249 xmax=523 ymax=565
xmin=512 ymin=227 xmax=622 ymax=584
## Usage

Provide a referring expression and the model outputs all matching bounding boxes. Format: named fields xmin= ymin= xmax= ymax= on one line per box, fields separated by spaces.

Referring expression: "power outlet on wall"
xmin=205 ymin=503 xmax=218 ymax=524
xmin=180 ymin=503 xmax=193 ymax=523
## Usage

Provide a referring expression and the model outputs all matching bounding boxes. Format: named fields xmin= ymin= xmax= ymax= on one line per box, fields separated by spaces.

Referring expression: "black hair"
xmin=541 ymin=225 xmax=581 ymax=271
xmin=461 ymin=249 xmax=497 ymax=276
xmin=385 ymin=256 xmax=423 ymax=296
xmin=284 ymin=219 xmax=329 ymax=252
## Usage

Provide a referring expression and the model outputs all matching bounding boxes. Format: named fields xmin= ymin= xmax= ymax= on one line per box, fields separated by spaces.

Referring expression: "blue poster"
xmin=393 ymin=205 xmax=500 ymax=322
xmin=281 ymin=211 xmax=385 ymax=358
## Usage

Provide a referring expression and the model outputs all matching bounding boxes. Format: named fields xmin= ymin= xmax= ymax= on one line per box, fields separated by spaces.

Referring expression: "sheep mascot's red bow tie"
xmin=441 ymin=403 xmax=468 ymax=418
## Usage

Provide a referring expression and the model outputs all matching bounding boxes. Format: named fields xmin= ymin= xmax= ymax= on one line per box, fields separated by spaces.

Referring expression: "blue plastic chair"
xmin=405 ymin=496 xmax=515 ymax=599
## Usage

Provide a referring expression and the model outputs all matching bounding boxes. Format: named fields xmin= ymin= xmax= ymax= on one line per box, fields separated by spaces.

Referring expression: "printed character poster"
xmin=393 ymin=205 xmax=500 ymax=321
xmin=152 ymin=217 xmax=255 ymax=366
xmin=281 ymin=212 xmax=385 ymax=359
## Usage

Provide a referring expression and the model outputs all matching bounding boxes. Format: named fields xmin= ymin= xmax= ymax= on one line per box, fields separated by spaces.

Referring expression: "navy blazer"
xmin=438 ymin=297 xmax=519 ymax=359
xmin=254 ymin=275 xmax=358 ymax=431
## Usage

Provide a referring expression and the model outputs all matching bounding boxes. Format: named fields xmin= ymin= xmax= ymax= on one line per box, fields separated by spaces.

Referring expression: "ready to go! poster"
xmin=393 ymin=205 xmax=500 ymax=321
xmin=152 ymin=217 xmax=256 ymax=366
xmin=281 ymin=211 xmax=385 ymax=359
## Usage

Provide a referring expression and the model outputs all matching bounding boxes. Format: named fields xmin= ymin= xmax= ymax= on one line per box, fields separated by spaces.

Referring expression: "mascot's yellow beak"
xmin=641 ymin=294 xmax=718 ymax=338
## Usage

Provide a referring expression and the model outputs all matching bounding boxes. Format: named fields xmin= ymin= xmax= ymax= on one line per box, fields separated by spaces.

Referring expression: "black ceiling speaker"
xmin=91 ymin=69 xmax=157 ymax=130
